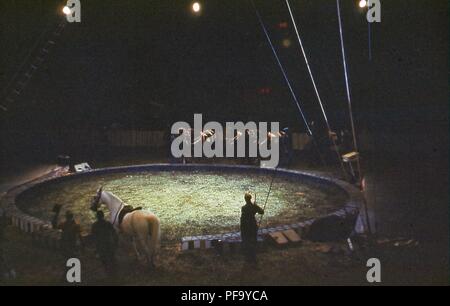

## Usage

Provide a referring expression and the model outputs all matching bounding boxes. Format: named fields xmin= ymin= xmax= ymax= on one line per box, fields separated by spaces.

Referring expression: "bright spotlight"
xmin=62 ymin=6 xmax=71 ymax=15
xmin=192 ymin=2 xmax=201 ymax=13
xmin=359 ymin=0 xmax=367 ymax=8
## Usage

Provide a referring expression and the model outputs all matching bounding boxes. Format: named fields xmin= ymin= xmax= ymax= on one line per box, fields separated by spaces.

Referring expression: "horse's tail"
xmin=148 ymin=214 xmax=161 ymax=252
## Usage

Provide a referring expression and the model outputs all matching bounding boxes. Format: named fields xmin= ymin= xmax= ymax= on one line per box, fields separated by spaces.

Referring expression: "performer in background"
xmin=280 ymin=127 xmax=293 ymax=166
xmin=0 ymin=213 xmax=6 ymax=249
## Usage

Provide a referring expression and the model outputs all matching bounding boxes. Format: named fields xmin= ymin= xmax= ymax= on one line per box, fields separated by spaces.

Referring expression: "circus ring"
xmin=0 ymin=164 xmax=364 ymax=252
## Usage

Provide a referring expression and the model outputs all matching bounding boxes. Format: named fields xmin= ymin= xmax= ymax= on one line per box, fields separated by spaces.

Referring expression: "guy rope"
xmin=250 ymin=0 xmax=373 ymax=235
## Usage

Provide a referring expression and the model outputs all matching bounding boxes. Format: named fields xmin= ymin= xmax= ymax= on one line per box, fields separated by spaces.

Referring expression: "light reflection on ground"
xmin=17 ymin=171 xmax=346 ymax=240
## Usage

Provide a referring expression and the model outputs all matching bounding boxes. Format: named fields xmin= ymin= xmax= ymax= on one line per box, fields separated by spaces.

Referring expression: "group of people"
xmin=52 ymin=205 xmax=118 ymax=277
xmin=0 ymin=190 xmax=265 ymax=282
xmin=51 ymin=190 xmax=265 ymax=277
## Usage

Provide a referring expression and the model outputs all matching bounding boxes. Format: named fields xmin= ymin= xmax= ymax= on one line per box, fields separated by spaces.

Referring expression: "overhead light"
xmin=192 ymin=2 xmax=201 ymax=13
xmin=62 ymin=6 xmax=71 ymax=15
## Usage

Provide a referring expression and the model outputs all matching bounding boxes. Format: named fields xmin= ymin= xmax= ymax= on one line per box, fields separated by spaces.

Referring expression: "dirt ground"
xmin=1 ymin=224 xmax=447 ymax=286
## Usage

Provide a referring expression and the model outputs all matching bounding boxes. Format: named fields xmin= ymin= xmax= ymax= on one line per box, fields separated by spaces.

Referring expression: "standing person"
xmin=240 ymin=192 xmax=264 ymax=264
xmin=0 ymin=213 xmax=9 ymax=279
xmin=0 ymin=213 xmax=7 ymax=249
xmin=52 ymin=205 xmax=83 ymax=259
xmin=91 ymin=210 xmax=118 ymax=276
xmin=280 ymin=127 xmax=293 ymax=166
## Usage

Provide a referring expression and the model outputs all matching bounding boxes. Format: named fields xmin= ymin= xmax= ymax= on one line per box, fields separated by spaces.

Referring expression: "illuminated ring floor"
xmin=1 ymin=164 xmax=364 ymax=250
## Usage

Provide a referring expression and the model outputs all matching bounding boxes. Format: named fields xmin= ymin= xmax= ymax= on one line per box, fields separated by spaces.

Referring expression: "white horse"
xmin=90 ymin=187 xmax=160 ymax=268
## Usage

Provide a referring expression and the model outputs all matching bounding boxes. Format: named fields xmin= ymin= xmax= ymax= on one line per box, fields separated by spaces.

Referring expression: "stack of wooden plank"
xmin=267 ymin=229 xmax=302 ymax=246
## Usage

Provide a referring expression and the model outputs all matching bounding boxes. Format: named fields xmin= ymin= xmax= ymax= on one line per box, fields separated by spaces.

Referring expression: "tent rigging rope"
xmin=285 ymin=0 xmax=329 ymax=128
xmin=285 ymin=0 xmax=347 ymax=180
xmin=250 ymin=0 xmax=327 ymax=167
xmin=250 ymin=0 xmax=327 ymax=228
xmin=336 ymin=0 xmax=362 ymax=181
xmin=251 ymin=0 xmax=311 ymax=136
xmin=337 ymin=0 xmax=372 ymax=235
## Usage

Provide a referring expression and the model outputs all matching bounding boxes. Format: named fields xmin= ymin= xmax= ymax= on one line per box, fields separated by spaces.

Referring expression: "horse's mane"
xmin=103 ymin=190 xmax=124 ymax=207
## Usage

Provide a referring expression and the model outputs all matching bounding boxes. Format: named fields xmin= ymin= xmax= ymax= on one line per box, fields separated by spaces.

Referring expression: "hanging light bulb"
xmin=62 ymin=6 xmax=71 ymax=15
xmin=359 ymin=0 xmax=367 ymax=8
xmin=192 ymin=2 xmax=201 ymax=13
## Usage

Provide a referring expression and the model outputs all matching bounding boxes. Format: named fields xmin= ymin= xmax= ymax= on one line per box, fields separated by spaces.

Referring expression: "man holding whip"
xmin=240 ymin=192 xmax=264 ymax=264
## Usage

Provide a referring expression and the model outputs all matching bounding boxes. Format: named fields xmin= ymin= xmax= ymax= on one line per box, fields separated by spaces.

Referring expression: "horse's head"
xmin=90 ymin=186 xmax=103 ymax=211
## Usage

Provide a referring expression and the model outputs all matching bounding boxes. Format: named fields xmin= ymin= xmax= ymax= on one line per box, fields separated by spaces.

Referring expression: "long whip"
xmin=257 ymin=166 xmax=278 ymax=228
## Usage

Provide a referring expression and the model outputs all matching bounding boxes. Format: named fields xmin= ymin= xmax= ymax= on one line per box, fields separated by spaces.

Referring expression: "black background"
xmin=0 ymin=0 xmax=447 ymax=132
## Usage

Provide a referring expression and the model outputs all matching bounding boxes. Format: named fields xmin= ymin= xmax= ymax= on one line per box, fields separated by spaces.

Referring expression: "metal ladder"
xmin=1 ymin=20 xmax=67 ymax=112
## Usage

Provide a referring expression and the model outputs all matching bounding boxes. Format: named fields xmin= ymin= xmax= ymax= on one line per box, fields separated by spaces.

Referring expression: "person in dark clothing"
xmin=0 ymin=215 xmax=17 ymax=281
xmin=280 ymin=127 xmax=293 ymax=166
xmin=0 ymin=214 xmax=7 ymax=246
xmin=0 ymin=214 xmax=7 ymax=265
xmin=91 ymin=210 xmax=118 ymax=276
xmin=240 ymin=192 xmax=264 ymax=263
xmin=52 ymin=207 xmax=83 ymax=258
